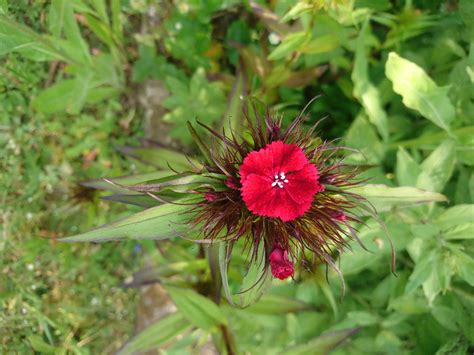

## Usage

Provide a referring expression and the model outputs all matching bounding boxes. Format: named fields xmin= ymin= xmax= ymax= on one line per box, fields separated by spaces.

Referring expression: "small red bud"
xmin=204 ymin=192 xmax=218 ymax=202
xmin=269 ymin=247 xmax=294 ymax=280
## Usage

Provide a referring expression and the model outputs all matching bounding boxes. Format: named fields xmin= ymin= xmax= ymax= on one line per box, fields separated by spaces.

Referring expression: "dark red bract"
xmin=269 ymin=246 xmax=294 ymax=280
xmin=240 ymin=141 xmax=324 ymax=221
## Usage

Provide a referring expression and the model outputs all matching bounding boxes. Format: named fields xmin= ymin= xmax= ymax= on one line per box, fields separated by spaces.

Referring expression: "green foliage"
xmin=2 ymin=0 xmax=473 ymax=353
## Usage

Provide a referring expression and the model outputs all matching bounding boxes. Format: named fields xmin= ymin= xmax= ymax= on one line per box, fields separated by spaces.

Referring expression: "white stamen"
xmin=272 ymin=172 xmax=289 ymax=189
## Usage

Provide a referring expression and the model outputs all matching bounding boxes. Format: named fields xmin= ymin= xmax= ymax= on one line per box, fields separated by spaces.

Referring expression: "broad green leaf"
xmin=246 ymin=295 xmax=314 ymax=315
xmin=60 ymin=202 xmax=195 ymax=242
xmin=28 ymin=335 xmax=59 ymax=354
xmin=348 ymin=184 xmax=447 ymax=213
xmin=279 ymin=328 xmax=360 ymax=355
xmin=32 ymin=70 xmax=94 ymax=114
xmin=32 ymin=79 xmax=78 ymax=113
xmin=340 ymin=221 xmax=412 ymax=275
xmin=416 ymin=140 xmax=456 ymax=192
xmin=389 ymin=293 xmax=429 ymax=315
xmin=117 ymin=313 xmax=191 ymax=355
xmin=422 ymin=274 xmax=442 ymax=306
xmin=443 ymin=224 xmax=474 ymax=240
xmin=389 ymin=126 xmax=474 ymax=151
xmin=345 ymin=113 xmax=385 ymax=164
xmin=396 ymin=147 xmax=421 ymax=186
xmin=451 ymin=248 xmax=474 ymax=286
xmin=436 ymin=205 xmax=474 ymax=240
xmin=162 ymin=68 xmax=226 ymax=144
xmin=268 ymin=31 xmax=309 ymax=61
xmin=436 ymin=336 xmax=470 ymax=355
xmin=386 ymin=52 xmax=455 ymax=132
xmin=436 ymin=205 xmax=474 ymax=228
xmin=164 ymin=285 xmax=227 ymax=330
xmin=352 ymin=20 xmax=389 ymax=141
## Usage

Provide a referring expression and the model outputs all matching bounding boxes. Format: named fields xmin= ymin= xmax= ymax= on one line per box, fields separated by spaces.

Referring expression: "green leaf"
xmin=352 ymin=20 xmax=389 ymax=141
xmin=117 ymin=146 xmax=202 ymax=171
xmin=436 ymin=205 xmax=474 ymax=240
xmin=117 ymin=313 xmax=191 ymax=355
xmin=436 ymin=336 xmax=470 ymax=355
xmin=220 ymin=69 xmax=245 ymax=137
xmin=345 ymin=113 xmax=385 ymax=164
xmin=162 ymin=68 xmax=226 ymax=144
xmin=451 ymin=248 xmax=474 ymax=286
xmin=82 ymin=171 xmax=174 ymax=193
xmin=279 ymin=328 xmax=361 ymax=355
xmin=32 ymin=70 xmax=94 ymax=114
xmin=246 ymin=295 xmax=314 ymax=315
xmin=281 ymin=2 xmax=313 ymax=23
xmin=416 ymin=140 xmax=456 ymax=192
xmin=0 ymin=15 xmax=65 ymax=60
xmin=385 ymin=52 xmax=455 ymax=132
xmin=48 ymin=0 xmax=67 ymax=38
xmin=164 ymin=285 xmax=227 ymax=330
xmin=234 ymin=247 xmax=272 ymax=308
xmin=300 ymin=34 xmax=340 ymax=55
xmin=396 ymin=147 xmax=421 ymax=186
xmin=61 ymin=0 xmax=91 ymax=64
xmin=405 ymin=250 xmax=437 ymax=294
xmin=348 ymin=184 xmax=447 ymax=213
xmin=110 ymin=173 xmax=223 ymax=194
xmin=436 ymin=205 xmax=474 ymax=228
xmin=28 ymin=335 xmax=59 ymax=354
xmin=340 ymin=221 xmax=412 ymax=275
xmin=32 ymin=79 xmax=78 ymax=113
xmin=60 ymin=202 xmax=194 ymax=242
xmin=268 ymin=31 xmax=309 ymax=61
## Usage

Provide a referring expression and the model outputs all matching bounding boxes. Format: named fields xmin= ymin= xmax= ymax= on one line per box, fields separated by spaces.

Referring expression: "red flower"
xmin=269 ymin=246 xmax=294 ymax=280
xmin=240 ymin=141 xmax=324 ymax=221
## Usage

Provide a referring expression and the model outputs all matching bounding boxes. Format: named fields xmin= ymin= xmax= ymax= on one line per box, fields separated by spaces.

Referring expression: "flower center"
xmin=271 ymin=172 xmax=289 ymax=189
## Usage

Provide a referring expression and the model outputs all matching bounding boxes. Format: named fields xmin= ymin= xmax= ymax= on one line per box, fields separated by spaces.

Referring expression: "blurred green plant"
xmin=1 ymin=0 xmax=473 ymax=353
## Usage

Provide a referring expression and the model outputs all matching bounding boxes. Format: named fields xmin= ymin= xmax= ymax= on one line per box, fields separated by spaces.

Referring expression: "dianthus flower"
xmin=190 ymin=104 xmax=370 ymax=282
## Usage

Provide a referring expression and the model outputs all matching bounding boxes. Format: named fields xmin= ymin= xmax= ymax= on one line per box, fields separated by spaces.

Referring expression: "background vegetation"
xmin=1 ymin=0 xmax=473 ymax=353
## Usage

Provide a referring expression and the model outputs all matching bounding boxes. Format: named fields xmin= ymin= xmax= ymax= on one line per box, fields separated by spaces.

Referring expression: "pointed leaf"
xmin=386 ymin=52 xmax=455 ymax=132
xmin=60 ymin=202 xmax=195 ymax=242
xmin=396 ymin=147 xmax=421 ymax=186
xmin=416 ymin=140 xmax=456 ymax=192
xmin=164 ymin=286 xmax=227 ymax=330
xmin=352 ymin=20 xmax=389 ymax=141
xmin=279 ymin=328 xmax=361 ymax=355
xmin=348 ymin=184 xmax=447 ymax=213
xmin=117 ymin=146 xmax=202 ymax=171
xmin=117 ymin=313 xmax=191 ymax=355
xmin=246 ymin=295 xmax=314 ymax=315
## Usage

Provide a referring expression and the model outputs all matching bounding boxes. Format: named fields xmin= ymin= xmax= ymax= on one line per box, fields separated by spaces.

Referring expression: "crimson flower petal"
xmin=240 ymin=140 xmax=324 ymax=221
